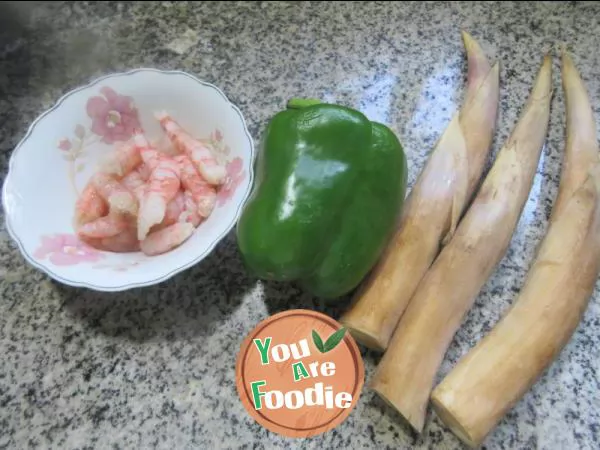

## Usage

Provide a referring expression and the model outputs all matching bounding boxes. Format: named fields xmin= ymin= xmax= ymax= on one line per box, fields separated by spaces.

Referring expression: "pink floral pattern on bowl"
xmin=217 ymin=157 xmax=246 ymax=206
xmin=34 ymin=234 xmax=105 ymax=266
xmin=87 ymin=86 xmax=141 ymax=144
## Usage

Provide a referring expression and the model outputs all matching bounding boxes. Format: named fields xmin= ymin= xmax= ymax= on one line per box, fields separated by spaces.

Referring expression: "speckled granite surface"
xmin=1 ymin=1 xmax=599 ymax=448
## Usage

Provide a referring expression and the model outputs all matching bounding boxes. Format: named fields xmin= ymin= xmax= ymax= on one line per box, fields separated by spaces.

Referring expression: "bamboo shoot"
xmin=340 ymin=32 xmax=500 ymax=351
xmin=370 ymin=56 xmax=553 ymax=433
xmin=430 ymin=52 xmax=600 ymax=448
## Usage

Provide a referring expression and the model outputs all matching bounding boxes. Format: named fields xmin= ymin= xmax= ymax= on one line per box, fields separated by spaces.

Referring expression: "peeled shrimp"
xmin=140 ymin=222 xmax=195 ymax=256
xmin=139 ymin=149 xmax=163 ymax=171
xmin=77 ymin=214 xmax=130 ymax=239
xmin=155 ymin=111 xmax=227 ymax=185
xmin=151 ymin=135 xmax=179 ymax=157
xmin=179 ymin=190 xmax=202 ymax=227
xmin=133 ymin=131 xmax=163 ymax=170
xmin=72 ymin=117 xmax=219 ymax=256
xmin=74 ymin=182 xmax=108 ymax=226
xmin=137 ymin=158 xmax=181 ymax=240
xmin=120 ymin=169 xmax=146 ymax=203
xmin=131 ymin=129 xmax=182 ymax=239
xmin=175 ymin=154 xmax=217 ymax=218
xmin=164 ymin=191 xmax=185 ymax=224
xmin=137 ymin=163 xmax=152 ymax=181
xmin=92 ymin=172 xmax=138 ymax=217
xmin=97 ymin=227 xmax=140 ymax=253
xmin=151 ymin=191 xmax=185 ymax=232
xmin=121 ymin=169 xmax=146 ymax=191
xmin=98 ymin=141 xmax=141 ymax=177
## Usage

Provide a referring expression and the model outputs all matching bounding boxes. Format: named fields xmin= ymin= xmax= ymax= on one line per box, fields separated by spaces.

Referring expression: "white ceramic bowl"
xmin=2 ymin=69 xmax=255 ymax=291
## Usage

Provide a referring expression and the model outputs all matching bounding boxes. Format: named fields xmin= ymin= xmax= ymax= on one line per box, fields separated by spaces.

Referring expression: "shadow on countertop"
xmin=55 ymin=230 xmax=354 ymax=344
xmin=55 ymin=233 xmax=251 ymax=343
xmin=261 ymin=279 xmax=354 ymax=320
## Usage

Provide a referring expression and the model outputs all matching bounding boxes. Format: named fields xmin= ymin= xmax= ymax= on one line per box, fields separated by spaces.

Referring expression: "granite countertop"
xmin=1 ymin=1 xmax=599 ymax=449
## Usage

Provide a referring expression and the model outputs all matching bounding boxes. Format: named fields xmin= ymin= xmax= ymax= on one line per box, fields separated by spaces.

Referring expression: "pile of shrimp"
xmin=74 ymin=111 xmax=227 ymax=256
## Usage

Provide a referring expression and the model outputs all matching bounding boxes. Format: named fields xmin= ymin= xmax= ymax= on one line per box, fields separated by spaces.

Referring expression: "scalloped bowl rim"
xmin=1 ymin=68 xmax=256 ymax=292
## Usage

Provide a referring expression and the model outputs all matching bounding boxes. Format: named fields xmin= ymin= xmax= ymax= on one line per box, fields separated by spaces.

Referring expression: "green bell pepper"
xmin=236 ymin=99 xmax=408 ymax=299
